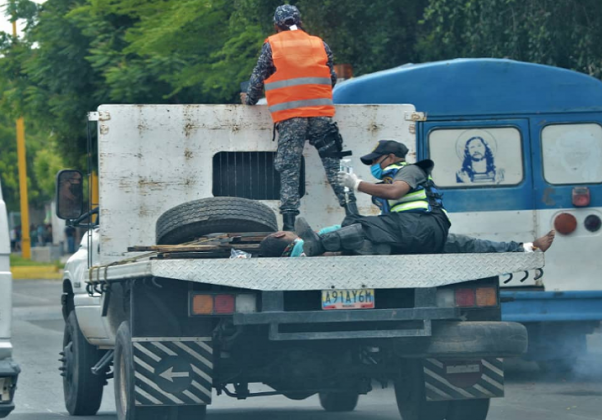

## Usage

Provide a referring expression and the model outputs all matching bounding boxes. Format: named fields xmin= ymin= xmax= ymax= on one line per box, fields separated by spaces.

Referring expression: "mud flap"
xmin=132 ymin=337 xmax=213 ymax=406
xmin=423 ymin=358 xmax=504 ymax=401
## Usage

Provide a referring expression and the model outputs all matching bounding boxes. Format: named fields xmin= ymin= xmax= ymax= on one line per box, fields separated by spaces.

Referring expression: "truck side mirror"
xmin=56 ymin=170 xmax=84 ymax=220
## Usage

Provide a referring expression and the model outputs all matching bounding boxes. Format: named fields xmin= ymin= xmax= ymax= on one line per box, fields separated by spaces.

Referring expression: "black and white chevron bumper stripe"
xmin=132 ymin=337 xmax=213 ymax=406
xmin=423 ymin=358 xmax=504 ymax=401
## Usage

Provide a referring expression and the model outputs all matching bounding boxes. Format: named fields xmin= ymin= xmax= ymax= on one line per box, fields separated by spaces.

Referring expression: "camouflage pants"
xmin=274 ymin=117 xmax=355 ymax=214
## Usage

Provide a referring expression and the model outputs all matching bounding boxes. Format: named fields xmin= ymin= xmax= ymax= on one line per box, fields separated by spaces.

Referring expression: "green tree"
xmin=418 ymin=0 xmax=602 ymax=78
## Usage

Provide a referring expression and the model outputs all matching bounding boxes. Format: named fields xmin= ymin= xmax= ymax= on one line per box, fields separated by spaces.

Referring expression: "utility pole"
xmin=12 ymin=19 xmax=31 ymax=259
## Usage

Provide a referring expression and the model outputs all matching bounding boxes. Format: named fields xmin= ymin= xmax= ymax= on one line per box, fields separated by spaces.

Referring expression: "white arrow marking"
xmin=160 ymin=366 xmax=190 ymax=382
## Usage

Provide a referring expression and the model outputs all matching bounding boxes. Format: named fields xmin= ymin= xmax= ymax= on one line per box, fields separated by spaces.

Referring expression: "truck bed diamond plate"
xmin=87 ymin=252 xmax=544 ymax=291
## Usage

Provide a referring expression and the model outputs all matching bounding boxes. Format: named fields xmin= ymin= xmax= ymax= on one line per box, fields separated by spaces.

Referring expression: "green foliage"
xmin=0 ymin=0 xmax=602 ymax=191
xmin=419 ymin=0 xmax=602 ymax=78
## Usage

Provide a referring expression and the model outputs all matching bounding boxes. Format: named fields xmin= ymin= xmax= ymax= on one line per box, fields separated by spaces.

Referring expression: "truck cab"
xmin=0 ymin=178 xmax=20 ymax=417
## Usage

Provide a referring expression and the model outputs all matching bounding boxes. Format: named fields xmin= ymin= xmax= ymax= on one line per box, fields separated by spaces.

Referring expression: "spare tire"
xmin=156 ymin=197 xmax=278 ymax=245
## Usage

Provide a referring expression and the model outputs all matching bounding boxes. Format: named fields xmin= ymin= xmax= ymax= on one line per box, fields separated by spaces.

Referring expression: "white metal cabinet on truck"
xmin=0 ymin=178 xmax=19 ymax=417
xmin=57 ymin=104 xmax=544 ymax=420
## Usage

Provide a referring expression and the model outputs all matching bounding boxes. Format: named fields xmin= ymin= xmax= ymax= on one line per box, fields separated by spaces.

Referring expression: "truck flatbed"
xmin=87 ymin=250 xmax=544 ymax=291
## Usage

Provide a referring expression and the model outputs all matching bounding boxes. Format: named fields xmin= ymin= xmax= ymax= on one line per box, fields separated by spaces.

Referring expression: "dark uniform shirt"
xmin=245 ymin=37 xmax=337 ymax=105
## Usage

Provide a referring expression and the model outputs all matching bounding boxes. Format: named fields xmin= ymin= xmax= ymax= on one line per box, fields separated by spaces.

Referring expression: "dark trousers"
xmin=342 ymin=208 xmax=450 ymax=254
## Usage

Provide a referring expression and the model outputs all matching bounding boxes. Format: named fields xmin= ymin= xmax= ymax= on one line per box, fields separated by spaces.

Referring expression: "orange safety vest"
xmin=264 ymin=30 xmax=335 ymax=123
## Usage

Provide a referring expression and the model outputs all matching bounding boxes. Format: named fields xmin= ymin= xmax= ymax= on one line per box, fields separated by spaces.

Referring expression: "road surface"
xmin=9 ymin=280 xmax=602 ymax=419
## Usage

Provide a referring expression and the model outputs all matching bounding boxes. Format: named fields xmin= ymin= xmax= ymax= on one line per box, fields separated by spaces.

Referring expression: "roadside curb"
xmin=11 ymin=266 xmax=63 ymax=280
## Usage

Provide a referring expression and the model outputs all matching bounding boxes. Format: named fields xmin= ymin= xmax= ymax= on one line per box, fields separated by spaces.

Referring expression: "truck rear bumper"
xmin=0 ymin=359 xmax=20 ymax=419
xmin=395 ymin=321 xmax=528 ymax=358
xmin=233 ymin=307 xmax=460 ymax=341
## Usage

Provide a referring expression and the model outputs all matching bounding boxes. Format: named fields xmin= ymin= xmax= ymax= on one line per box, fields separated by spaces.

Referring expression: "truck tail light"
xmin=214 ymin=295 xmax=235 ymax=314
xmin=554 ymin=213 xmax=577 ymax=235
xmin=476 ymin=287 xmax=497 ymax=307
xmin=192 ymin=295 xmax=213 ymax=315
xmin=191 ymin=293 xmax=256 ymax=316
xmin=584 ymin=215 xmax=601 ymax=232
xmin=455 ymin=289 xmax=476 ymax=307
xmin=572 ymin=187 xmax=590 ymax=207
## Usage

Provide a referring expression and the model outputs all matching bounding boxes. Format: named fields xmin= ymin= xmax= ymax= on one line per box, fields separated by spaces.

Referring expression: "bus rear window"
xmin=428 ymin=127 xmax=524 ymax=187
xmin=542 ymin=123 xmax=602 ymax=185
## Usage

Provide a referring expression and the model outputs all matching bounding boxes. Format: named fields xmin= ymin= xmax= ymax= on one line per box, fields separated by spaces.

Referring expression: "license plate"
xmin=321 ymin=289 xmax=375 ymax=310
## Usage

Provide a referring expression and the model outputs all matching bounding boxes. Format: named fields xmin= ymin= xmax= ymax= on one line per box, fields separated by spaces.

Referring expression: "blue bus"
xmin=334 ymin=58 xmax=602 ymax=371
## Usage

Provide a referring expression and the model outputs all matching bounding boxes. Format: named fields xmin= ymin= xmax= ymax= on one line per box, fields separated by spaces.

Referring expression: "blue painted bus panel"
xmin=333 ymin=58 xmax=602 ymax=117
xmin=501 ymin=291 xmax=602 ymax=322
xmin=334 ymin=58 xmax=602 ymax=324
xmin=334 ymin=59 xmax=602 ymax=213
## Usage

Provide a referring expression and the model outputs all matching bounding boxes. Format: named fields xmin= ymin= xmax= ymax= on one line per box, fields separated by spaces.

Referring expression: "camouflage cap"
xmin=273 ymin=4 xmax=301 ymax=27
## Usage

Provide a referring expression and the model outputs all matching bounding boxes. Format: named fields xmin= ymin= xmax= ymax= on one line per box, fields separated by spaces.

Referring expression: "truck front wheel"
xmin=62 ymin=311 xmax=105 ymax=415
xmin=114 ymin=322 xmax=207 ymax=420
xmin=318 ymin=391 xmax=359 ymax=412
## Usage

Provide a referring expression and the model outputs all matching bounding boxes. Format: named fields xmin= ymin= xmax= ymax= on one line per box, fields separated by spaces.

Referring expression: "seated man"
xmin=296 ymin=140 xmax=451 ymax=256
xmin=259 ymin=228 xmax=555 ymax=258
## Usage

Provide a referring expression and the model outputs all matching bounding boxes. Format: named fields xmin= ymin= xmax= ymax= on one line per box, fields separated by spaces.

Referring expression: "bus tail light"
xmin=572 ymin=187 xmax=590 ymax=207
xmin=554 ymin=213 xmax=577 ymax=235
xmin=584 ymin=215 xmax=601 ymax=232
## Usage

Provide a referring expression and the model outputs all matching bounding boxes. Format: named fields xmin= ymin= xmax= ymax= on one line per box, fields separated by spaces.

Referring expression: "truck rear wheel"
xmin=62 ymin=311 xmax=105 ymax=415
xmin=318 ymin=391 xmax=359 ymax=412
xmin=394 ymin=360 xmax=448 ymax=420
xmin=114 ymin=322 xmax=207 ymax=420
xmin=156 ymin=197 xmax=278 ymax=245
xmin=446 ymin=399 xmax=490 ymax=420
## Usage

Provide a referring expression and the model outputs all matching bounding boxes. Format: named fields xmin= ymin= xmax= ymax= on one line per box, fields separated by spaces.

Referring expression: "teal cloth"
xmin=290 ymin=225 xmax=341 ymax=257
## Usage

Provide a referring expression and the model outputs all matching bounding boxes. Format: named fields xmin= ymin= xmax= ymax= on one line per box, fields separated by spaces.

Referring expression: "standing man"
xmin=241 ymin=4 xmax=355 ymax=231
xmin=297 ymin=140 xmax=450 ymax=256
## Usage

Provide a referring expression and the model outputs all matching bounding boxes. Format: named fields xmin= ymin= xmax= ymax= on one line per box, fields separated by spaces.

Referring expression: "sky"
xmin=0 ymin=0 xmax=46 ymax=37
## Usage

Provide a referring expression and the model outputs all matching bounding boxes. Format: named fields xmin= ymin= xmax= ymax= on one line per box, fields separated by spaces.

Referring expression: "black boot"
xmin=295 ymin=217 xmax=324 ymax=256
xmin=282 ymin=213 xmax=297 ymax=231
xmin=295 ymin=217 xmax=368 ymax=256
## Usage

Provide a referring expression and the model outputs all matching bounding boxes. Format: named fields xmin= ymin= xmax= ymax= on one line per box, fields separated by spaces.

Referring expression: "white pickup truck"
xmin=0 ymin=178 xmax=19 ymax=418
xmin=56 ymin=104 xmax=543 ymax=420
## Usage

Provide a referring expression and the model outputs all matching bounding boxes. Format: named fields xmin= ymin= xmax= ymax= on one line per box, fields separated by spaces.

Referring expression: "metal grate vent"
xmin=212 ymin=152 xmax=305 ymax=200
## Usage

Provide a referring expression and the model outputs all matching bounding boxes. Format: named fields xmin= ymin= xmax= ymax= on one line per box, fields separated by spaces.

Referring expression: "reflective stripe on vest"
xmin=269 ymin=98 xmax=334 ymax=113
xmin=265 ymin=31 xmax=335 ymax=123
xmin=265 ymin=77 xmax=332 ymax=91
xmin=381 ymin=162 xmax=439 ymax=214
